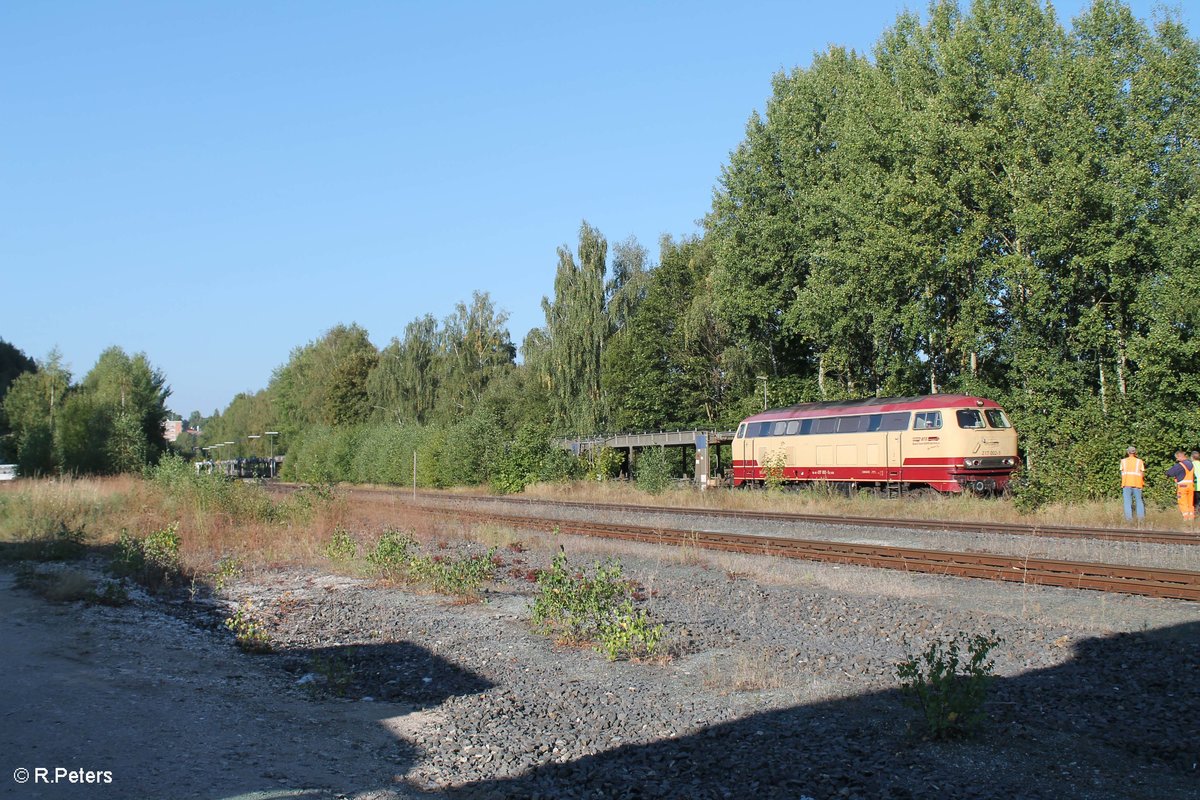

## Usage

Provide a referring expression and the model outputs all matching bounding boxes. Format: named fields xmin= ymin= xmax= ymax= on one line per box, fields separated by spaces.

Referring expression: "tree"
xmin=604 ymin=236 xmax=734 ymax=430
xmin=270 ymin=323 xmax=378 ymax=435
xmin=435 ymin=291 xmax=516 ymax=422
xmin=0 ymin=339 xmax=37 ymax=461
xmin=367 ymin=315 xmax=442 ymax=425
xmin=78 ymin=347 xmax=171 ymax=468
xmin=2 ymin=350 xmax=71 ymax=474
xmin=535 ymin=221 xmax=610 ymax=433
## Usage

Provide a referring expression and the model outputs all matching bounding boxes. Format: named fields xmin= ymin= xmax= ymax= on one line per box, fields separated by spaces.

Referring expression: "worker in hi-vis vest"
xmin=1120 ymin=446 xmax=1145 ymax=522
xmin=1165 ymin=451 xmax=1196 ymax=521
xmin=1192 ymin=450 xmax=1200 ymax=516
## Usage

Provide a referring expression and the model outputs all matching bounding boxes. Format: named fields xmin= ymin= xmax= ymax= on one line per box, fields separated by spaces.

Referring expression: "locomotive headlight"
xmin=1003 ymin=457 xmax=1015 ymax=466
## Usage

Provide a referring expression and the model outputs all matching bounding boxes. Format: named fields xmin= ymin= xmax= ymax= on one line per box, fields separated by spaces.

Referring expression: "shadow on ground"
xmin=410 ymin=621 xmax=1200 ymax=800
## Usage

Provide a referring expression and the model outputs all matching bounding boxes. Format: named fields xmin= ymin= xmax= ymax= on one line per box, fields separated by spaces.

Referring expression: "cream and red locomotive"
xmin=732 ymin=394 xmax=1018 ymax=493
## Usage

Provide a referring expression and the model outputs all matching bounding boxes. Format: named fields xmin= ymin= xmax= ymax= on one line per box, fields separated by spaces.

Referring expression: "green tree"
xmin=2 ymin=350 xmax=71 ymax=474
xmin=0 ymin=339 xmax=37 ymax=461
xmin=270 ymin=323 xmax=378 ymax=436
xmin=78 ymin=347 xmax=171 ymax=468
xmin=535 ymin=221 xmax=610 ymax=433
xmin=435 ymin=291 xmax=516 ymax=422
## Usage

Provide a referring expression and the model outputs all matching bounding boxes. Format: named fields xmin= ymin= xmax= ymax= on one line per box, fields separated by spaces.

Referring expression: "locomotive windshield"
xmin=985 ymin=409 xmax=1012 ymax=428
xmin=956 ymin=409 xmax=986 ymax=429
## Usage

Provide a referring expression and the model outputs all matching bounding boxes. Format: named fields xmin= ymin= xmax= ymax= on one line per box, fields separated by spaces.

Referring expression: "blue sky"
xmin=1 ymin=1 xmax=1177 ymax=417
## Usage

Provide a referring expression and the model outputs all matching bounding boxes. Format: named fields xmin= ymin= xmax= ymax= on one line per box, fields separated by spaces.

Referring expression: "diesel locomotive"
xmin=732 ymin=394 xmax=1018 ymax=494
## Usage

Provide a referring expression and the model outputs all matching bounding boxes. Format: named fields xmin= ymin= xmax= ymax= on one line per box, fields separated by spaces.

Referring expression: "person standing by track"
xmin=1165 ymin=451 xmax=1195 ymax=522
xmin=1192 ymin=450 xmax=1200 ymax=517
xmin=1120 ymin=447 xmax=1145 ymax=522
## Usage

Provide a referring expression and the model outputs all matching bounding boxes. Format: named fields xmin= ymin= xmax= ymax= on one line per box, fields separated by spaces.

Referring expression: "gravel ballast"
xmin=4 ymin=513 xmax=1199 ymax=799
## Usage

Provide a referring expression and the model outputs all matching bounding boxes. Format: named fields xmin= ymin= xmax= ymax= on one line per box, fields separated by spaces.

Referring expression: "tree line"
xmin=4 ymin=1 xmax=1197 ymax=504
xmin=0 ymin=343 xmax=170 ymax=475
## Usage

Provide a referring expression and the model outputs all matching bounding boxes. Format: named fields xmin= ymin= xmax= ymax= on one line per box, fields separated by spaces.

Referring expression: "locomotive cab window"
xmin=772 ymin=421 xmax=788 ymax=436
xmin=985 ymin=409 xmax=1012 ymax=428
xmin=736 ymin=424 xmax=745 ymax=439
xmin=913 ymin=411 xmax=943 ymax=431
xmin=955 ymin=409 xmax=986 ymax=429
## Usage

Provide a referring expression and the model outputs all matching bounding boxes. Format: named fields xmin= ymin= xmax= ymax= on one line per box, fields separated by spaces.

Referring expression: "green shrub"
xmin=531 ymin=552 xmax=664 ymax=661
xmin=761 ymin=448 xmax=788 ymax=491
xmin=365 ymin=528 xmax=496 ymax=597
xmin=366 ymin=528 xmax=417 ymax=576
xmin=324 ymin=526 xmax=358 ymax=563
xmin=584 ymin=447 xmax=623 ymax=481
xmin=634 ymin=447 xmax=674 ymax=495
xmin=16 ymin=566 xmax=95 ymax=602
xmin=224 ymin=599 xmax=272 ymax=653
xmin=111 ymin=523 xmax=182 ymax=592
xmin=307 ymin=653 xmax=355 ymax=696
xmin=409 ymin=548 xmax=497 ymax=597
xmin=896 ymin=631 xmax=1002 ymax=739
xmin=211 ymin=554 xmax=243 ymax=591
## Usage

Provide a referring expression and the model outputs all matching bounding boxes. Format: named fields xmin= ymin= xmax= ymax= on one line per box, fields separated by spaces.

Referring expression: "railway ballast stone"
xmin=3 ymin=521 xmax=1199 ymax=799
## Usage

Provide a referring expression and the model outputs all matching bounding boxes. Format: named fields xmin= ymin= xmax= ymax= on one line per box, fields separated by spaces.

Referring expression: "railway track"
xmin=269 ymin=484 xmax=1200 ymax=600
xmin=351 ymin=486 xmax=1200 ymax=547
xmin=419 ymin=503 xmax=1200 ymax=602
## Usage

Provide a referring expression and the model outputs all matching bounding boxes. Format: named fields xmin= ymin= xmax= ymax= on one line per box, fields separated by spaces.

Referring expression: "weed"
xmin=41 ymin=524 xmax=89 ymax=561
xmin=702 ymin=653 xmax=784 ymax=693
xmin=634 ymin=447 xmax=674 ymax=495
xmin=211 ymin=555 xmax=243 ymax=591
xmin=531 ymin=552 xmax=664 ymax=661
xmin=324 ymin=526 xmax=358 ymax=563
xmin=224 ymin=600 xmax=272 ymax=653
xmin=761 ymin=448 xmax=788 ymax=492
xmin=111 ymin=524 xmax=182 ymax=593
xmin=366 ymin=528 xmax=417 ymax=577
xmin=92 ymin=578 xmax=130 ymax=606
xmin=409 ymin=548 xmax=498 ymax=598
xmin=1 ymin=524 xmax=89 ymax=563
xmin=15 ymin=566 xmax=130 ymax=606
xmin=896 ymin=631 xmax=1002 ymax=739
xmin=307 ymin=653 xmax=355 ymax=696
xmin=16 ymin=567 xmax=95 ymax=602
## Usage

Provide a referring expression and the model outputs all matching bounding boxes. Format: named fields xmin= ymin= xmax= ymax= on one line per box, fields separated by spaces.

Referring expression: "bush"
xmin=531 ymin=552 xmax=664 ymax=661
xmin=409 ymin=548 xmax=498 ymax=597
xmin=224 ymin=599 xmax=272 ymax=653
xmin=584 ymin=447 xmax=623 ymax=481
xmin=366 ymin=528 xmax=417 ymax=577
xmin=896 ymin=631 xmax=1002 ymax=739
xmin=365 ymin=529 xmax=496 ymax=597
xmin=761 ymin=448 xmax=788 ymax=491
xmin=111 ymin=523 xmax=182 ymax=592
xmin=634 ymin=447 xmax=674 ymax=494
xmin=324 ymin=526 xmax=358 ymax=563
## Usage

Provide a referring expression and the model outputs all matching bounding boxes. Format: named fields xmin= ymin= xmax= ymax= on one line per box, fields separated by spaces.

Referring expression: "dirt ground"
xmin=0 ymin=568 xmax=417 ymax=800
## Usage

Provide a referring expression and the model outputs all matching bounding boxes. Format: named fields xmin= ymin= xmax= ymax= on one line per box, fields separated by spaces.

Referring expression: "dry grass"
xmin=0 ymin=476 xmax=150 ymax=545
xmin=701 ymin=652 xmax=785 ymax=693
xmin=16 ymin=567 xmax=97 ymax=603
xmin=0 ymin=477 xmax=355 ymax=576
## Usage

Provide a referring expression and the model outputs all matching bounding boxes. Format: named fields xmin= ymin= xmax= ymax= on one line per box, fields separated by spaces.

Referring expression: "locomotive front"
xmin=942 ymin=401 xmax=1019 ymax=493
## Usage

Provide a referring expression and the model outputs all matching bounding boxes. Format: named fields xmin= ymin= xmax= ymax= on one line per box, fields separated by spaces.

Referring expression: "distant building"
xmin=163 ymin=419 xmax=183 ymax=442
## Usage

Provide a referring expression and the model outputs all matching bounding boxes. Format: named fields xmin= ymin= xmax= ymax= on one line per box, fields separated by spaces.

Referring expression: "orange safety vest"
xmin=1179 ymin=462 xmax=1196 ymax=488
xmin=1120 ymin=456 xmax=1145 ymax=489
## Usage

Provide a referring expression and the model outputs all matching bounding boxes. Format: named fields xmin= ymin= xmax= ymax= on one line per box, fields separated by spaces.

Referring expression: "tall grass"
xmin=0 ymin=459 xmax=347 ymax=574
